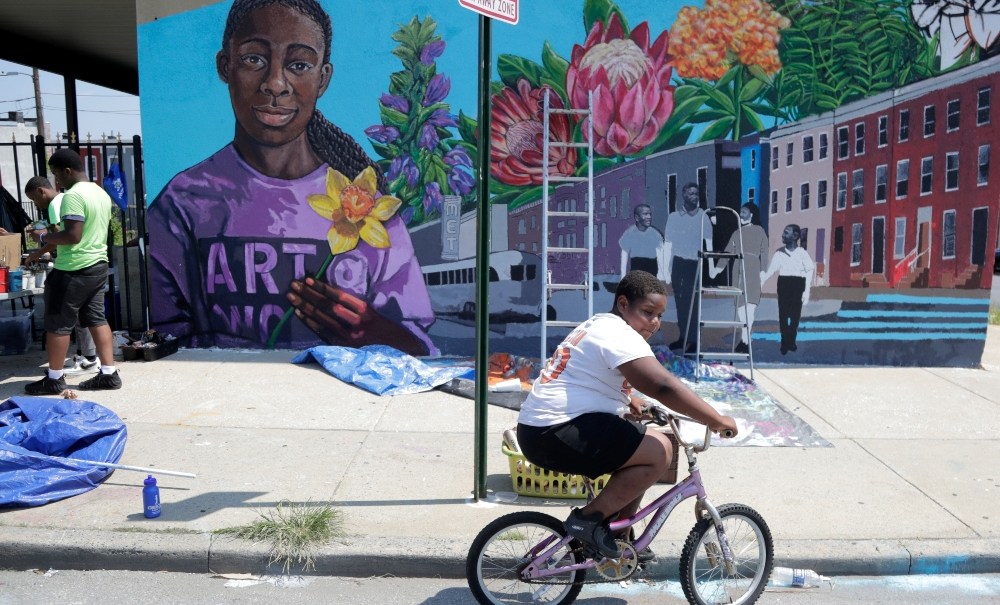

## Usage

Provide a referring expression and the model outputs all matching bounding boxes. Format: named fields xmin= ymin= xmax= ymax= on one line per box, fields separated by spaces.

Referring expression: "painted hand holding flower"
xmin=267 ymin=167 xmax=428 ymax=355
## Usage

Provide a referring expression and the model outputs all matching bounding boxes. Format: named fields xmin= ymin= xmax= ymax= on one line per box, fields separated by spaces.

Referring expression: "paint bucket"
xmin=0 ymin=266 xmax=7 ymax=293
xmin=8 ymin=269 xmax=21 ymax=292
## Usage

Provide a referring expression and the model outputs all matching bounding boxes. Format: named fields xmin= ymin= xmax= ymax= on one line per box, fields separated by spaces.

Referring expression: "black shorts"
xmin=517 ymin=413 xmax=646 ymax=479
xmin=43 ymin=262 xmax=109 ymax=335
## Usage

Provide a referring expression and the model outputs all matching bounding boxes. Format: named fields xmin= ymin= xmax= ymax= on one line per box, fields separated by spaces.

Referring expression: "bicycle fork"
xmin=698 ymin=497 xmax=736 ymax=575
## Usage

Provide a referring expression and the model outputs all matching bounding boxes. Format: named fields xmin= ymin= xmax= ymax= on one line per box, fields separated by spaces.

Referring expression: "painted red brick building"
xmin=829 ymin=56 xmax=1000 ymax=289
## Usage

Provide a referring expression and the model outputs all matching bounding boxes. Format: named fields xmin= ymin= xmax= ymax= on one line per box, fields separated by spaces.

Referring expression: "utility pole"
xmin=31 ymin=67 xmax=45 ymax=140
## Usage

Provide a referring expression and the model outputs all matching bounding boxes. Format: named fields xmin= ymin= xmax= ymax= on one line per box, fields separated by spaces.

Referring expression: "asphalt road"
xmin=0 ymin=570 xmax=998 ymax=604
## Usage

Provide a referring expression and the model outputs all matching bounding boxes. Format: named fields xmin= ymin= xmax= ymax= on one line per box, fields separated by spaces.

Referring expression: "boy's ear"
xmin=216 ymin=50 xmax=230 ymax=83
xmin=614 ymin=294 xmax=627 ymax=313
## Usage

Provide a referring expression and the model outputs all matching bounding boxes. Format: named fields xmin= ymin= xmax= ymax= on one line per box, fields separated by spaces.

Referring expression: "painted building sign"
xmin=139 ymin=0 xmax=998 ymax=366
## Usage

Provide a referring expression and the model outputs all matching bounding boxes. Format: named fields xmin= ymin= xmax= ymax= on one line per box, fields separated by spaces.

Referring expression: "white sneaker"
xmin=63 ymin=355 xmax=98 ymax=374
xmin=62 ymin=358 xmax=84 ymax=374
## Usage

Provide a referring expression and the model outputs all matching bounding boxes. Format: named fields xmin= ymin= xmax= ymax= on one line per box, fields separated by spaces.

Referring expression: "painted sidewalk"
xmin=0 ymin=327 xmax=998 ymax=578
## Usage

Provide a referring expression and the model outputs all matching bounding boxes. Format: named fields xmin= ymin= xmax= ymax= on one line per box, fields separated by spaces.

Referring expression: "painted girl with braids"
xmin=148 ymin=0 xmax=436 ymax=354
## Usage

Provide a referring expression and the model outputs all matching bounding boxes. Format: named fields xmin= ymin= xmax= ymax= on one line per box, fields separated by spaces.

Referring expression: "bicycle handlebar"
xmin=647 ymin=404 xmax=733 ymax=452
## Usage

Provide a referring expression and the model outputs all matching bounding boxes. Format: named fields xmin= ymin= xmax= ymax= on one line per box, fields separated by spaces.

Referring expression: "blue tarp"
xmin=0 ymin=396 xmax=127 ymax=507
xmin=292 ymin=345 xmax=474 ymax=396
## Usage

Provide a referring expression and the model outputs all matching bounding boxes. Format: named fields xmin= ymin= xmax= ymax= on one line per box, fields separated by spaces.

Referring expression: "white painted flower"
xmin=911 ymin=0 xmax=1000 ymax=69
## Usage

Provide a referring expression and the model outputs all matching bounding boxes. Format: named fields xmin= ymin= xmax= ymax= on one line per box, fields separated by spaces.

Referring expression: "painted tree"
xmin=770 ymin=0 xmax=936 ymax=119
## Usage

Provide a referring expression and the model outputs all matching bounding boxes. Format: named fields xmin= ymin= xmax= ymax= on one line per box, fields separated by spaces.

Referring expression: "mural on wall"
xmin=140 ymin=0 xmax=999 ymax=366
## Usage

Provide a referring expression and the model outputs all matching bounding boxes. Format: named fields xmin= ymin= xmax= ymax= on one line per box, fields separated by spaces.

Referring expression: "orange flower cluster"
xmin=669 ymin=0 xmax=790 ymax=81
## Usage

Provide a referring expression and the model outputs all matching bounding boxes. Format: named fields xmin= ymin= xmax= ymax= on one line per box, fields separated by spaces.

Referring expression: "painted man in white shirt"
xmin=760 ymin=224 xmax=814 ymax=355
xmin=664 ymin=183 xmax=712 ymax=352
xmin=619 ymin=204 xmax=664 ymax=277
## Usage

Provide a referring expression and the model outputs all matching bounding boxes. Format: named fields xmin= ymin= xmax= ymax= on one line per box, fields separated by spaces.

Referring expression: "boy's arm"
xmin=619 ymin=356 xmax=737 ymax=435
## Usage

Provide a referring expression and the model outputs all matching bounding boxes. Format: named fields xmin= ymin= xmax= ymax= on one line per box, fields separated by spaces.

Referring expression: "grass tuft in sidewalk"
xmin=991 ymin=306 xmax=1000 ymax=325
xmin=214 ymin=500 xmax=345 ymax=573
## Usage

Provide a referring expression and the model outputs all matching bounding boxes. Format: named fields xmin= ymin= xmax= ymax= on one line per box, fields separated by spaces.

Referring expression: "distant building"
xmin=767 ymin=112 xmax=835 ymax=287
xmin=829 ymin=55 xmax=1000 ymax=289
xmin=739 ymin=130 xmax=772 ymax=234
xmin=0 ymin=111 xmax=44 ymax=200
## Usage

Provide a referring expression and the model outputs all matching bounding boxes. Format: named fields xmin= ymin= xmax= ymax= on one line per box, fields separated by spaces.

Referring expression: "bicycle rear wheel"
xmin=466 ymin=511 xmax=586 ymax=605
xmin=679 ymin=503 xmax=773 ymax=605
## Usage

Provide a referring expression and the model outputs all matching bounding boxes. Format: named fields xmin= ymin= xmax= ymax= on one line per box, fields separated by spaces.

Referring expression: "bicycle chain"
xmin=520 ymin=542 xmax=643 ymax=586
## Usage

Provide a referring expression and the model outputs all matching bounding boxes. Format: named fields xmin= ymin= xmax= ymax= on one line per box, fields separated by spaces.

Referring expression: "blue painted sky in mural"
xmin=138 ymin=0 xmax=680 ymax=198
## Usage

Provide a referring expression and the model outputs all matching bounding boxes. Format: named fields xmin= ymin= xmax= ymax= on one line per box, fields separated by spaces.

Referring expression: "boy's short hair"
xmin=613 ymin=270 xmax=666 ymax=308
xmin=24 ymin=176 xmax=51 ymax=194
xmin=48 ymin=148 xmax=85 ymax=172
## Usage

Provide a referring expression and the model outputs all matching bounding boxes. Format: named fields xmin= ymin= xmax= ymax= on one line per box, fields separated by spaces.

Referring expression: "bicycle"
xmin=466 ymin=405 xmax=774 ymax=605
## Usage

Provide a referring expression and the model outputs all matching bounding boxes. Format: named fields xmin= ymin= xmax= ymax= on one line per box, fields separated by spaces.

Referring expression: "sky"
xmin=0 ymin=59 xmax=141 ymax=141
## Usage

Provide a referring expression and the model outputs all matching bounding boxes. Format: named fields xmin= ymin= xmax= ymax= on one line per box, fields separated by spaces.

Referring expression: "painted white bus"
xmin=421 ymin=250 xmax=542 ymax=320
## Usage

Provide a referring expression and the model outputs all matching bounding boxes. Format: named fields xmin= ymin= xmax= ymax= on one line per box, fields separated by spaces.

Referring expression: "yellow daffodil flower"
xmin=307 ymin=166 xmax=402 ymax=254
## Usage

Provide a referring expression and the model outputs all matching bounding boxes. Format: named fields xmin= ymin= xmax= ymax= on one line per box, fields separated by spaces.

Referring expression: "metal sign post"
xmin=472 ymin=14 xmax=492 ymax=501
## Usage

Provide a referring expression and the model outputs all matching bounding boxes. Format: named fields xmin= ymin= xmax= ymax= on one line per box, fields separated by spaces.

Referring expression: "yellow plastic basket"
xmin=502 ymin=444 xmax=610 ymax=499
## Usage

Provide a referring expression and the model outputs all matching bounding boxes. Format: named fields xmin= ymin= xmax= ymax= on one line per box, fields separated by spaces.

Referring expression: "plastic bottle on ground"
xmin=767 ymin=566 xmax=830 ymax=588
xmin=143 ymin=475 xmax=161 ymax=519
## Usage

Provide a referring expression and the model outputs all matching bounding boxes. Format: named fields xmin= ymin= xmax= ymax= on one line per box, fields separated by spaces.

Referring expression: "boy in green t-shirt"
xmin=24 ymin=149 xmax=123 ymax=395
xmin=24 ymin=176 xmax=99 ymax=374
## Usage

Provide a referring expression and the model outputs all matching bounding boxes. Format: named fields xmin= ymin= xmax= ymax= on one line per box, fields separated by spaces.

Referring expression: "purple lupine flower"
xmin=426 ymin=108 xmax=457 ymax=128
xmin=388 ymin=155 xmax=420 ymax=188
xmin=447 ymin=167 xmax=475 ymax=196
xmin=423 ymin=181 xmax=443 ymax=214
xmin=420 ymin=40 xmax=446 ymax=65
xmin=444 ymin=146 xmax=472 ymax=169
xmin=423 ymin=74 xmax=451 ymax=106
xmin=400 ymin=205 xmax=415 ymax=225
xmin=419 ymin=123 xmax=439 ymax=151
xmin=365 ymin=124 xmax=400 ymax=144
xmin=380 ymin=93 xmax=410 ymax=114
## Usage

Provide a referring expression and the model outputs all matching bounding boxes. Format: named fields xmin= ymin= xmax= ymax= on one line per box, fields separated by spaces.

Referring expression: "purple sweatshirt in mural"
xmin=149 ymin=144 xmax=437 ymax=353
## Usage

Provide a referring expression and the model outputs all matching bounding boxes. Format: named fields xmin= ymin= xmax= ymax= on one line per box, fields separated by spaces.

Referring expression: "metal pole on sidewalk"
xmin=473 ymin=14 xmax=492 ymax=501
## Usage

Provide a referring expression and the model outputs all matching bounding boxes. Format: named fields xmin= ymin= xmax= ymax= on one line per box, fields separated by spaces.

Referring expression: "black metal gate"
xmin=0 ymin=133 xmax=150 ymax=335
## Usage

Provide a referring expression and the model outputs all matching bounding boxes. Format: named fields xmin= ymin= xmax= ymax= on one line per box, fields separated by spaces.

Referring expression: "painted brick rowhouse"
xmin=828 ymin=56 xmax=1000 ymax=290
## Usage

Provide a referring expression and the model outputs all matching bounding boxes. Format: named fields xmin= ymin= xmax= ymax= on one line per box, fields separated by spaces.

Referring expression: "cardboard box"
xmin=0 ymin=233 xmax=23 ymax=269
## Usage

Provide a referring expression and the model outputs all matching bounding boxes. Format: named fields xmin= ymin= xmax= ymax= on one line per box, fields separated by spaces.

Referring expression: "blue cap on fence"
xmin=103 ymin=162 xmax=129 ymax=211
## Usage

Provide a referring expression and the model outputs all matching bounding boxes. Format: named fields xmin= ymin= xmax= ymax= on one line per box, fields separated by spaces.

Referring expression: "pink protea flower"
xmin=490 ymin=79 xmax=578 ymax=187
xmin=566 ymin=13 xmax=675 ymax=157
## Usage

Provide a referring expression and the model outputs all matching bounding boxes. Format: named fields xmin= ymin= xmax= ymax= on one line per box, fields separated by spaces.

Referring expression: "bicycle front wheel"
xmin=466 ymin=511 xmax=586 ymax=605
xmin=679 ymin=503 xmax=773 ymax=605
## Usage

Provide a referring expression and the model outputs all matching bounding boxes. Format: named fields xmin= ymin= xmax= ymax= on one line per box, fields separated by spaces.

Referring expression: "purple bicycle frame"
xmin=522 ymin=469 xmax=710 ymax=579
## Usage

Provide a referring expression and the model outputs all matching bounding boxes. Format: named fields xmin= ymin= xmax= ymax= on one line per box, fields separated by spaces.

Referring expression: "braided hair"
xmin=222 ymin=0 xmax=387 ymax=192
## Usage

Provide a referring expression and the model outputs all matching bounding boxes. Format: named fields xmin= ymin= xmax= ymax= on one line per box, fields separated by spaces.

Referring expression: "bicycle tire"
xmin=679 ymin=503 xmax=773 ymax=605
xmin=466 ymin=511 xmax=586 ymax=605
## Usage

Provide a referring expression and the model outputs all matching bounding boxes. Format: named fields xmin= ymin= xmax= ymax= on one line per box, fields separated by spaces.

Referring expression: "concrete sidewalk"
xmin=1 ymin=328 xmax=999 ymax=579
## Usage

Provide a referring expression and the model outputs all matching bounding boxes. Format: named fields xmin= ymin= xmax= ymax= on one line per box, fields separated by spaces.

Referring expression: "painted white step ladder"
xmin=683 ymin=206 xmax=755 ymax=381
xmin=540 ymin=89 xmax=594 ymax=359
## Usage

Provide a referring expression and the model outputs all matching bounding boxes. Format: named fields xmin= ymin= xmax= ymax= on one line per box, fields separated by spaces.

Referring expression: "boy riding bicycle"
xmin=517 ymin=270 xmax=738 ymax=559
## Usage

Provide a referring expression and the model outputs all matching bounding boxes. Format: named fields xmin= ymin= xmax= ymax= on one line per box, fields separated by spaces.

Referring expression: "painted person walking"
xmin=760 ymin=224 xmax=814 ymax=355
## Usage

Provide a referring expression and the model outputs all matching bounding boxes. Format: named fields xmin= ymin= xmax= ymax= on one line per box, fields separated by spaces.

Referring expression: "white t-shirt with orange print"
xmin=518 ymin=313 xmax=654 ymax=427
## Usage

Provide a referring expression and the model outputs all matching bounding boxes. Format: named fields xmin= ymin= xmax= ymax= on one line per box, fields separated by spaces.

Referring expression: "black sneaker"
xmin=25 ymin=374 xmax=67 ymax=395
xmin=564 ymin=508 xmax=621 ymax=559
xmin=734 ymin=341 xmax=749 ymax=354
xmin=79 ymin=370 xmax=123 ymax=390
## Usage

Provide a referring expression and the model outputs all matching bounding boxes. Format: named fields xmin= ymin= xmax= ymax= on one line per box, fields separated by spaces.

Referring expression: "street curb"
xmin=2 ymin=527 xmax=999 ymax=578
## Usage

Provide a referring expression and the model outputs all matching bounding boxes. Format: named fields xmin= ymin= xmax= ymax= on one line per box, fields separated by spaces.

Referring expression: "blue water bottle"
xmin=143 ymin=475 xmax=161 ymax=518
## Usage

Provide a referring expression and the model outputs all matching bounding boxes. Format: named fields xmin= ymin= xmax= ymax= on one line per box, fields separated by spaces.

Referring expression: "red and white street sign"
xmin=458 ymin=0 xmax=519 ymax=25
